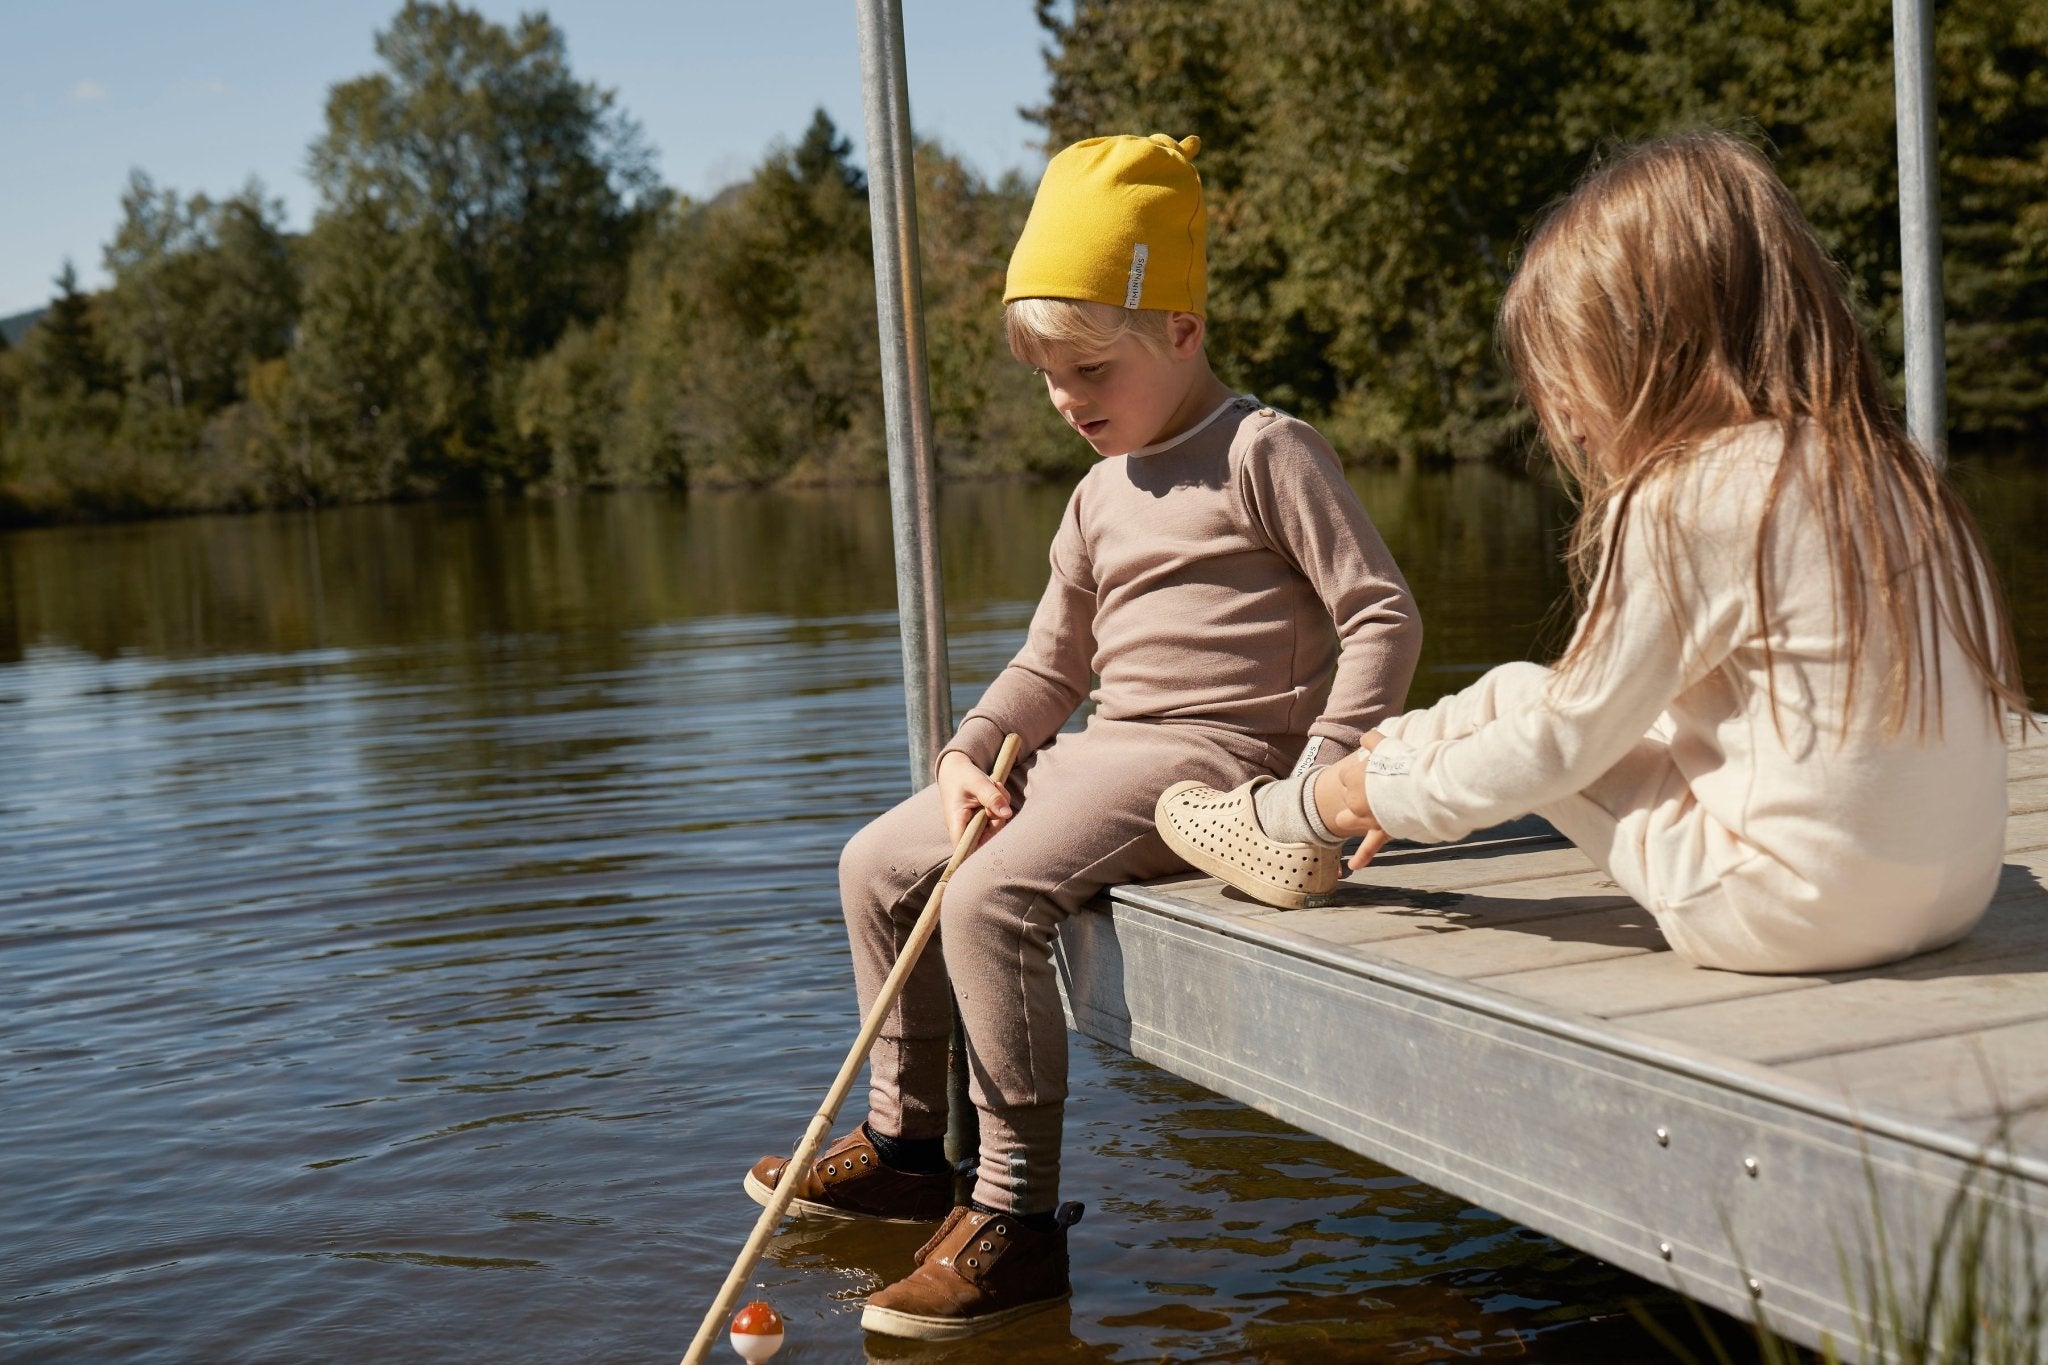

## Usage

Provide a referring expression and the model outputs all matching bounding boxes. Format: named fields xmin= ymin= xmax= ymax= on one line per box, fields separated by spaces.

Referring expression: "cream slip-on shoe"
xmin=1154 ymin=776 xmax=1340 ymax=910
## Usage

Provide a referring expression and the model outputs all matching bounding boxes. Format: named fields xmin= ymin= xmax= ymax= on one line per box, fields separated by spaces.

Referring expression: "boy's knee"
xmin=941 ymin=856 xmax=1003 ymax=924
xmin=945 ymin=860 xmax=1075 ymax=972
xmin=838 ymin=815 xmax=898 ymax=903
xmin=936 ymin=859 xmax=1031 ymax=951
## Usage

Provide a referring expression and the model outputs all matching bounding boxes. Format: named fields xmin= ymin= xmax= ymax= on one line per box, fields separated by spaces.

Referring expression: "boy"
xmin=744 ymin=132 xmax=1421 ymax=1341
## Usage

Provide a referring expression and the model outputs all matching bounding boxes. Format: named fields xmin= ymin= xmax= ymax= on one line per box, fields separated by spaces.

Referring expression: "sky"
xmin=0 ymin=1 xmax=1054 ymax=318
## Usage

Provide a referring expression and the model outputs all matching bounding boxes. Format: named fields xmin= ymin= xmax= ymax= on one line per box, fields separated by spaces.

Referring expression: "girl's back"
xmin=1620 ymin=420 xmax=2008 ymax=970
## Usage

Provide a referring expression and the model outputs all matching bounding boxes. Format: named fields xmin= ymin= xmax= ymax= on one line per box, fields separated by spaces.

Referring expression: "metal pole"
xmin=1893 ymin=0 xmax=1947 ymax=465
xmin=854 ymin=0 xmax=978 ymax=1183
xmin=857 ymin=0 xmax=951 ymax=780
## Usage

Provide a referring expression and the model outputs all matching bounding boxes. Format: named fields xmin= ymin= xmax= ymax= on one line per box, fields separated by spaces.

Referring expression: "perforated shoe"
xmin=1155 ymin=776 xmax=1341 ymax=909
xmin=860 ymin=1202 xmax=1082 ymax=1340
xmin=743 ymin=1125 xmax=952 ymax=1224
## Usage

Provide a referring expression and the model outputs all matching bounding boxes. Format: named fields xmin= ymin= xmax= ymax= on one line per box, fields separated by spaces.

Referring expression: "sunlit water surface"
xmin=4 ymin=460 xmax=2042 ymax=1362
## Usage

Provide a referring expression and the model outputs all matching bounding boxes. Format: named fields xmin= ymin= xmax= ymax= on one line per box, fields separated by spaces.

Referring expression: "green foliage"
xmin=912 ymin=149 xmax=1075 ymax=476
xmin=667 ymin=109 xmax=887 ymax=484
xmin=6 ymin=0 xmax=2046 ymax=523
xmin=290 ymin=195 xmax=456 ymax=499
xmin=101 ymin=172 xmax=298 ymax=414
xmin=1837 ymin=1117 xmax=2047 ymax=1365
xmin=33 ymin=262 xmax=117 ymax=400
xmin=514 ymin=113 xmax=1072 ymax=489
xmin=1034 ymin=0 xmax=2048 ymax=458
xmin=296 ymin=0 xmax=658 ymax=492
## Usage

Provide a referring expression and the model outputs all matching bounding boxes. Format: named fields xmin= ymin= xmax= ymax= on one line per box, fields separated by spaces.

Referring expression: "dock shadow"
xmin=1288 ymin=887 xmax=1662 ymax=951
xmin=1367 ymin=812 xmax=1570 ymax=868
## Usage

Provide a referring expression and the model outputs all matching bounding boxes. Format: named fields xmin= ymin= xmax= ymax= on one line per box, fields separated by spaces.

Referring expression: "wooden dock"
xmin=1057 ymin=724 xmax=2047 ymax=1357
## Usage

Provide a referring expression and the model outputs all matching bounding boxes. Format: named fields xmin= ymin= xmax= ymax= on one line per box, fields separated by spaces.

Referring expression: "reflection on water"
xmin=1 ymin=460 xmax=2038 ymax=1362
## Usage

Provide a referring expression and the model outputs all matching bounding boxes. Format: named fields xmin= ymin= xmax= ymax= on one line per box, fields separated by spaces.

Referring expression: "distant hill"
xmin=1 ymin=307 xmax=44 ymax=346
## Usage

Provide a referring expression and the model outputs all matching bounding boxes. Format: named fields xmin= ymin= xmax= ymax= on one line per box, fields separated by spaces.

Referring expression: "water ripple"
xmin=0 ymin=483 xmax=1886 ymax=1361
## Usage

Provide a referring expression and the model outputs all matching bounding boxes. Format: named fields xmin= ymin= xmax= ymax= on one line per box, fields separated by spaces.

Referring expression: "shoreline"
xmin=7 ymin=439 xmax=2039 ymax=534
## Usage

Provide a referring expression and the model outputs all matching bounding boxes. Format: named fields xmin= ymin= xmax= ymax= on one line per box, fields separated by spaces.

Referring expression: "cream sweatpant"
xmin=840 ymin=716 xmax=1275 ymax=1213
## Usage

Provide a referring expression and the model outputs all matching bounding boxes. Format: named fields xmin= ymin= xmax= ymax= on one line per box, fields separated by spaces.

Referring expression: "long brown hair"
xmin=1500 ymin=130 xmax=2028 ymax=734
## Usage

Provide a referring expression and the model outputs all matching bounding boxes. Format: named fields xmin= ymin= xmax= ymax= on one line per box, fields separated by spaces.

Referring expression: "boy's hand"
xmin=938 ymin=749 xmax=1014 ymax=847
xmin=1313 ymin=731 xmax=1391 ymax=870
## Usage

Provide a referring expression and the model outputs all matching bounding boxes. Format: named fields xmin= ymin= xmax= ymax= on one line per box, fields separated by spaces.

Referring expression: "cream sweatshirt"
xmin=1366 ymin=423 xmax=2011 ymax=972
xmin=941 ymin=396 xmax=1421 ymax=776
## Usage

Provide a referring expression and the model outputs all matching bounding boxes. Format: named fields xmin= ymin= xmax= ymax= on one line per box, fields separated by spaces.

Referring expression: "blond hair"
xmin=1500 ymin=130 xmax=2027 ymax=734
xmin=1005 ymin=297 xmax=1175 ymax=368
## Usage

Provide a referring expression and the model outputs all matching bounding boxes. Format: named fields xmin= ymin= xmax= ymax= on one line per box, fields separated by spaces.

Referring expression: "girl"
xmin=1161 ymin=131 xmax=2028 ymax=974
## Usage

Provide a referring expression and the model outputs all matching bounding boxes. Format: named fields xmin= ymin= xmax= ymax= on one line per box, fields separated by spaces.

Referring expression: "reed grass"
xmin=1629 ymin=1109 xmax=2045 ymax=1364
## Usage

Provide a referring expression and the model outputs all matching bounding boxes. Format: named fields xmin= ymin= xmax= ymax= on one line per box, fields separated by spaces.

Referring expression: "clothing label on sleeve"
xmin=1366 ymin=750 xmax=1411 ymax=777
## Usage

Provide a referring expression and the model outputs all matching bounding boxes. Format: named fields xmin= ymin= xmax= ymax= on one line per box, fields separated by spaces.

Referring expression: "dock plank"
xmin=1619 ymin=949 xmax=2048 ymax=1064
xmin=1313 ymin=839 xmax=1594 ymax=891
xmin=1486 ymin=949 xmax=1821 ymax=1017
xmin=2008 ymin=806 xmax=2048 ymax=849
xmin=2010 ymin=772 xmax=2048 ymax=815
xmin=1780 ymin=1016 xmax=2048 ymax=1123
xmin=1484 ymin=854 xmax=2048 ymax=1019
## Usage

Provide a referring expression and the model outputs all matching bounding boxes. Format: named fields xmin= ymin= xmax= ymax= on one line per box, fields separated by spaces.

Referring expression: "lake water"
xmin=3 ymin=460 xmax=2042 ymax=1362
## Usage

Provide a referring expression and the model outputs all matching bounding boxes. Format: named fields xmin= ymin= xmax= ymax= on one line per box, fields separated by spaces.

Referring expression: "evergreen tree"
xmin=794 ymin=108 xmax=866 ymax=194
xmin=35 ymin=262 xmax=116 ymax=398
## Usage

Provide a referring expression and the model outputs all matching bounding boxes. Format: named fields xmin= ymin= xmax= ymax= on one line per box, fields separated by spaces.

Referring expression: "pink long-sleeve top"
xmin=940 ymin=396 xmax=1422 ymax=774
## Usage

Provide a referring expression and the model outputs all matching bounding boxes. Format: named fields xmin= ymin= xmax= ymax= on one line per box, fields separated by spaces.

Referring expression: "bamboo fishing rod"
xmin=681 ymin=733 xmax=1021 ymax=1365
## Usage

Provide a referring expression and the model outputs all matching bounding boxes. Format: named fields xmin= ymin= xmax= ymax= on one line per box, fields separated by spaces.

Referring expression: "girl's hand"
xmin=1313 ymin=731 xmax=1390 ymax=870
xmin=937 ymin=750 xmax=1014 ymax=847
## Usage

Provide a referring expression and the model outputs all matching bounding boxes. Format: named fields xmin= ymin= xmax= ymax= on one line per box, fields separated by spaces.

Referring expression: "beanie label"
xmin=1123 ymin=243 xmax=1149 ymax=309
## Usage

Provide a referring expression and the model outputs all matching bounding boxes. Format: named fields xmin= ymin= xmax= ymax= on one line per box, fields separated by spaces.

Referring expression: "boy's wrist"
xmin=938 ymin=717 xmax=1007 ymax=775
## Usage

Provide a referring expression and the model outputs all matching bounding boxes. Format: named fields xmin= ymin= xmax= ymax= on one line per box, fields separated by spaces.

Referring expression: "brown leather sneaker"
xmin=743 ymin=1126 xmax=952 ymax=1224
xmin=859 ymin=1202 xmax=1083 ymax=1340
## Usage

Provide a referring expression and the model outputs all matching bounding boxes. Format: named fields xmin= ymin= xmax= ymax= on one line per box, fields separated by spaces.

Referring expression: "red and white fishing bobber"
xmin=728 ymin=1299 xmax=784 ymax=1362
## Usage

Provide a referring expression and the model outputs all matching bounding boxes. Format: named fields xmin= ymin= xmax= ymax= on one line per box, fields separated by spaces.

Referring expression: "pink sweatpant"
xmin=840 ymin=716 xmax=1276 ymax=1213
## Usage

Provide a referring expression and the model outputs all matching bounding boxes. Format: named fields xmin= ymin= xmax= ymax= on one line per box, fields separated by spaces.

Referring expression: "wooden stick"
xmin=680 ymin=733 xmax=1022 ymax=1365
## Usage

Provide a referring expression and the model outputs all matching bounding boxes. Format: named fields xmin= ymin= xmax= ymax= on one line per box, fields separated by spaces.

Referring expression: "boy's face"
xmin=1035 ymin=320 xmax=1203 ymax=457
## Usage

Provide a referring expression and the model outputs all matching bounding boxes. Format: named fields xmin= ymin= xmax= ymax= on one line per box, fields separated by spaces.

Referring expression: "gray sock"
xmin=1253 ymin=769 xmax=1341 ymax=848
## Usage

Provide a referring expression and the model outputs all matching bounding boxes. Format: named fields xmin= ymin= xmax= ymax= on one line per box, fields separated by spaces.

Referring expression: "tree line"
xmin=1034 ymin=0 xmax=2047 ymax=460
xmin=0 ymin=0 xmax=2042 ymax=524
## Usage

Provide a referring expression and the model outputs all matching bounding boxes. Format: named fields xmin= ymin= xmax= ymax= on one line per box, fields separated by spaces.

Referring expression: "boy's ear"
xmin=1168 ymin=311 xmax=1206 ymax=358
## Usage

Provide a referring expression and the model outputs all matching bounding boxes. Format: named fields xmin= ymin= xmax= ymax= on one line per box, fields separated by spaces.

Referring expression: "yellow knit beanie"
xmin=1004 ymin=133 xmax=1207 ymax=316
